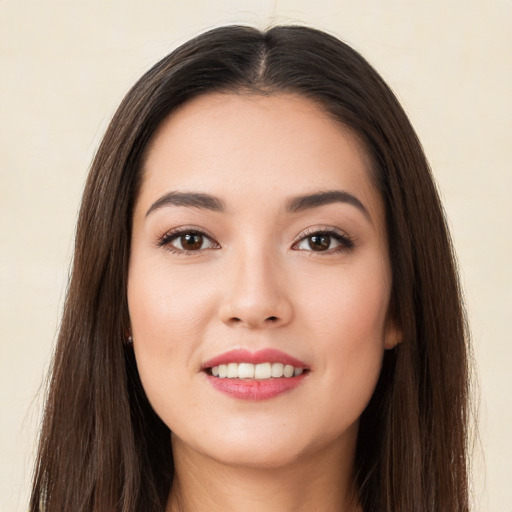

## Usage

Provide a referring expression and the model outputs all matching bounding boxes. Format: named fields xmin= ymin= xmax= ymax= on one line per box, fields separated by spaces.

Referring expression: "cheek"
xmin=126 ymin=259 xmax=217 ymax=411
xmin=296 ymin=259 xmax=391 ymax=408
xmin=127 ymin=264 xmax=213 ymax=430
xmin=127 ymin=259 xmax=215 ymax=348
xmin=297 ymin=256 xmax=391 ymax=342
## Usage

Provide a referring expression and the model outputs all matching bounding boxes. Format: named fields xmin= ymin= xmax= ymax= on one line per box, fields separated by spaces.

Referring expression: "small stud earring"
xmin=126 ymin=335 xmax=133 ymax=345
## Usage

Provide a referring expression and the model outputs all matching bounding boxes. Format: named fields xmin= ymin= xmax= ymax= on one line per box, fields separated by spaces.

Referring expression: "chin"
xmin=173 ymin=417 xmax=357 ymax=471
xmin=203 ymin=442 xmax=308 ymax=470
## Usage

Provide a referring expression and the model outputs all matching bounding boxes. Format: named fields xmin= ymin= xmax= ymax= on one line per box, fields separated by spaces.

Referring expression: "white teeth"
xmin=218 ymin=364 xmax=227 ymax=378
xmin=271 ymin=362 xmax=284 ymax=378
xmin=283 ymin=364 xmax=294 ymax=377
xmin=209 ymin=362 xmax=306 ymax=379
xmin=238 ymin=362 xmax=255 ymax=379
xmin=227 ymin=363 xmax=238 ymax=378
xmin=254 ymin=362 xmax=272 ymax=379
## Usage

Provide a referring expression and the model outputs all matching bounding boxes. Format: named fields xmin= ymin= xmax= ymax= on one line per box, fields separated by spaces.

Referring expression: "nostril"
xmin=224 ymin=315 xmax=281 ymax=327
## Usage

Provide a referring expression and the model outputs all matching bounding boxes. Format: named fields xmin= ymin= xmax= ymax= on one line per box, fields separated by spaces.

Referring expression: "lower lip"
xmin=206 ymin=373 xmax=307 ymax=400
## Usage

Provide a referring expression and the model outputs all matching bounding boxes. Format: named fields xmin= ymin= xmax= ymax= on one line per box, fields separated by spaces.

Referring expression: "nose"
xmin=218 ymin=251 xmax=293 ymax=329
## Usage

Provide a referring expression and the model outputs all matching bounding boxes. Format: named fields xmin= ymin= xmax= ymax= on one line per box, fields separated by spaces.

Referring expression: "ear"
xmin=384 ymin=316 xmax=403 ymax=350
xmin=124 ymin=326 xmax=133 ymax=344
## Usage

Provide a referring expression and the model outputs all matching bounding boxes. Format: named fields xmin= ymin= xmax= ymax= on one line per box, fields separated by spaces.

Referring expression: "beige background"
xmin=1 ymin=1 xmax=510 ymax=511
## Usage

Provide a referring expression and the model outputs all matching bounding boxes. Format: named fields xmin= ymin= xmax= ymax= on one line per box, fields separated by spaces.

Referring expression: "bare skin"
xmin=128 ymin=93 xmax=399 ymax=512
xmin=168 ymin=430 xmax=360 ymax=512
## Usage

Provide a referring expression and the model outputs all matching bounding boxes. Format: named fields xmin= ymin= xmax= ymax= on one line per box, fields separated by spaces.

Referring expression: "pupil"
xmin=182 ymin=233 xmax=203 ymax=250
xmin=309 ymin=234 xmax=330 ymax=251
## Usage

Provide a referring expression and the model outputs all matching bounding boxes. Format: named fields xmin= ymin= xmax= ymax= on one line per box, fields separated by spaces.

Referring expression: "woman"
xmin=30 ymin=25 xmax=470 ymax=511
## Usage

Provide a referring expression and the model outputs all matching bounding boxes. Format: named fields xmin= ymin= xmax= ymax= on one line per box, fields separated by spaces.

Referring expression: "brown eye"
xmin=293 ymin=229 xmax=354 ymax=254
xmin=308 ymin=234 xmax=331 ymax=251
xmin=160 ymin=229 xmax=219 ymax=253
xmin=179 ymin=233 xmax=204 ymax=250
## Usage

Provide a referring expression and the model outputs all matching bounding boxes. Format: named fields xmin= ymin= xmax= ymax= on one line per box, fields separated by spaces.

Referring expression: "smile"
xmin=202 ymin=348 xmax=309 ymax=400
xmin=210 ymin=362 xmax=304 ymax=379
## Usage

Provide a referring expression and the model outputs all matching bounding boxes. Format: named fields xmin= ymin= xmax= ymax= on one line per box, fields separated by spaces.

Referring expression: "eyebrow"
xmin=145 ymin=191 xmax=225 ymax=217
xmin=286 ymin=190 xmax=370 ymax=220
xmin=145 ymin=189 xmax=370 ymax=221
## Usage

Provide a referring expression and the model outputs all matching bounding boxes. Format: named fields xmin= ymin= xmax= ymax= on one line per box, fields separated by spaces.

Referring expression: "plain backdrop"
xmin=1 ymin=1 xmax=511 ymax=511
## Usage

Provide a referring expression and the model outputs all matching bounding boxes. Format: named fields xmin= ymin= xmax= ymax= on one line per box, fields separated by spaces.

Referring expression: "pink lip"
xmin=206 ymin=373 xmax=307 ymax=400
xmin=202 ymin=348 xmax=308 ymax=369
xmin=202 ymin=349 xmax=309 ymax=401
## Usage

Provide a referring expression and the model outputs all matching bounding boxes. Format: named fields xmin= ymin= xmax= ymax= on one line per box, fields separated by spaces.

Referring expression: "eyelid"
xmin=291 ymin=226 xmax=355 ymax=253
xmin=156 ymin=225 xmax=354 ymax=255
xmin=157 ymin=226 xmax=221 ymax=253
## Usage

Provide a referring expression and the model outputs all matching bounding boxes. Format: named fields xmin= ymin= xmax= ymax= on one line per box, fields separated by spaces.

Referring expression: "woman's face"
xmin=128 ymin=93 xmax=399 ymax=469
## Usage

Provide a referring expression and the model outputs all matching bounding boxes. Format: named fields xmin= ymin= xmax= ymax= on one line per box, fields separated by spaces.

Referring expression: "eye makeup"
xmin=155 ymin=224 xmax=355 ymax=257
xmin=292 ymin=226 xmax=355 ymax=254
xmin=156 ymin=226 xmax=220 ymax=255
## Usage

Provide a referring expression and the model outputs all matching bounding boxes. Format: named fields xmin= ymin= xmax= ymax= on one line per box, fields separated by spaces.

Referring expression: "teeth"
xmin=227 ymin=363 xmax=238 ymax=378
xmin=254 ymin=362 xmax=271 ymax=379
xmin=271 ymin=362 xmax=284 ymax=378
xmin=238 ymin=363 xmax=255 ymax=379
xmin=283 ymin=364 xmax=294 ymax=377
xmin=209 ymin=362 xmax=306 ymax=380
xmin=218 ymin=364 xmax=227 ymax=378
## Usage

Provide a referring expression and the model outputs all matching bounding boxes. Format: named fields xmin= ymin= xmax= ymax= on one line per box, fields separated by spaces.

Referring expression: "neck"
xmin=166 ymin=434 xmax=361 ymax=512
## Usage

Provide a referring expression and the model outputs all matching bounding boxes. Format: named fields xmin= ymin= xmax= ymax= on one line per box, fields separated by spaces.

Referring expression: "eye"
xmin=158 ymin=229 xmax=220 ymax=253
xmin=293 ymin=229 xmax=354 ymax=253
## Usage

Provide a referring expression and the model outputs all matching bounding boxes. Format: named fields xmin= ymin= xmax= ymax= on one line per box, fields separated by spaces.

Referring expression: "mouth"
xmin=207 ymin=362 xmax=306 ymax=379
xmin=202 ymin=349 xmax=309 ymax=400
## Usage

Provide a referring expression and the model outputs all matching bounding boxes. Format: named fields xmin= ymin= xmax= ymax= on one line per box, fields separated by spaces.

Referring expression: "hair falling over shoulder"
xmin=30 ymin=25 xmax=472 ymax=512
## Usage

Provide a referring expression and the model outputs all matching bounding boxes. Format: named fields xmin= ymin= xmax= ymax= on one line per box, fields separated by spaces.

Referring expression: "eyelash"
xmin=291 ymin=227 xmax=355 ymax=254
xmin=157 ymin=227 xmax=220 ymax=255
xmin=157 ymin=226 xmax=355 ymax=255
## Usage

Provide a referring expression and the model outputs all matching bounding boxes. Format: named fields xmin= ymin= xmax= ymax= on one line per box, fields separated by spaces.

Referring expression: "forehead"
xmin=138 ymin=92 xmax=382 ymax=220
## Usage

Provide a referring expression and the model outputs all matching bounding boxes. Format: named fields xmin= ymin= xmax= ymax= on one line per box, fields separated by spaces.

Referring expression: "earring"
xmin=126 ymin=335 xmax=133 ymax=345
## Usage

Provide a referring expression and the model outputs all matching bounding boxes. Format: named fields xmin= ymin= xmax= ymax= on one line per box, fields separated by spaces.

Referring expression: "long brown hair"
xmin=30 ymin=25 xmax=470 ymax=512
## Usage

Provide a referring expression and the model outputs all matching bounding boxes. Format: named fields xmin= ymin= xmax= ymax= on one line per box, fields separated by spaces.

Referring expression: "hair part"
xmin=31 ymin=25 xmax=471 ymax=512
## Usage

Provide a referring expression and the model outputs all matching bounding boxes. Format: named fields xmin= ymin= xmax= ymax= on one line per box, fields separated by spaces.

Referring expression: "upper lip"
xmin=202 ymin=348 xmax=309 ymax=370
